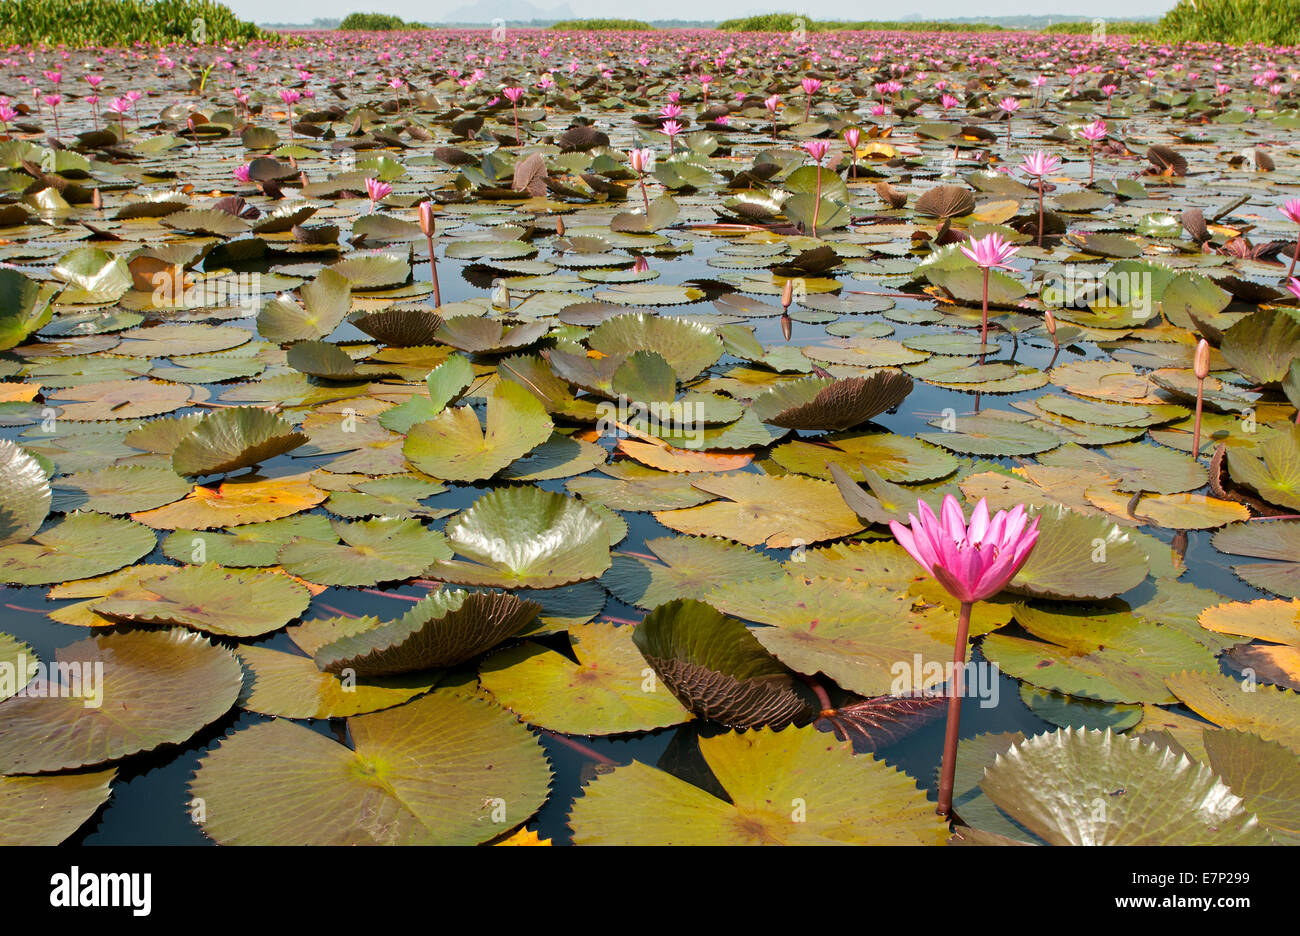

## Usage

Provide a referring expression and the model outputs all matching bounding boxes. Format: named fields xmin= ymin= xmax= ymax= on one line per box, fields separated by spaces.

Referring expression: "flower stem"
xmin=936 ymin=600 xmax=973 ymax=818
xmin=1289 ymin=230 xmax=1298 ymax=279
xmin=426 ymin=234 xmax=442 ymax=308
xmin=1036 ymin=178 xmax=1044 ymax=248
xmin=1192 ymin=376 xmax=1205 ymax=457
xmin=811 ymin=164 xmax=821 ymax=238
xmin=980 ymin=268 xmax=990 ymax=351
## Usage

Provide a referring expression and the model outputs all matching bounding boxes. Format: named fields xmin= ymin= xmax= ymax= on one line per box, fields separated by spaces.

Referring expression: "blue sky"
xmin=235 ymin=0 xmax=1180 ymax=23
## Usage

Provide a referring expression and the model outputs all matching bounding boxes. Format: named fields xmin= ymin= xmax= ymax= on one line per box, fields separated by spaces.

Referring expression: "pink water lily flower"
xmin=960 ymin=231 xmax=1019 ymax=270
xmin=1080 ymin=118 xmax=1108 ymax=142
xmin=1020 ymin=150 xmax=1061 ymax=247
xmin=1020 ymin=150 xmax=1061 ymax=176
xmin=365 ymin=177 xmax=392 ymax=209
xmin=962 ymin=232 xmax=1020 ymax=347
xmin=891 ymin=495 xmax=1039 ymax=819
xmin=803 ymin=139 xmax=830 ymax=163
xmin=801 ymin=76 xmax=821 ymax=121
xmin=843 ymin=127 xmax=860 ymax=179
xmin=661 ymin=119 xmax=683 ymax=152
xmin=1283 ymin=199 xmax=1300 ymax=277
xmin=890 ymin=496 xmax=1040 ymax=605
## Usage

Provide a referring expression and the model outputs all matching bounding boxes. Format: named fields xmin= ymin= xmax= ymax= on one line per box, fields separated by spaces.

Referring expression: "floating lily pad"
xmin=91 ymin=563 xmax=312 ymax=637
xmin=568 ymin=724 xmax=948 ymax=845
xmin=602 ymin=535 xmax=783 ymax=609
xmin=278 ymin=517 xmax=451 ymax=587
xmin=0 ymin=513 xmax=156 ymax=586
xmin=171 ymin=406 xmax=308 ymax=477
xmin=0 ymin=441 xmax=50 ymax=545
xmin=481 ymin=621 xmax=691 ymax=736
xmin=314 ymin=589 xmax=541 ymax=676
xmin=0 ymin=629 xmax=241 ymax=773
xmin=132 ymin=472 xmax=327 ymax=530
xmin=431 ymin=487 xmax=611 ymax=588
xmin=980 ymin=727 xmax=1271 ymax=845
xmin=0 ymin=769 xmax=116 ymax=845
xmin=655 ymin=473 xmax=864 ymax=548
xmin=191 ymin=690 xmax=551 ymax=845
xmin=403 ymin=380 xmax=552 ymax=482
xmin=1010 ymin=506 xmax=1149 ymax=600
xmin=632 ymin=599 xmax=810 ymax=729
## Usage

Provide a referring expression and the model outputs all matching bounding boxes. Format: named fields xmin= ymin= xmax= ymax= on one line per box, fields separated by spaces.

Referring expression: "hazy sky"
xmin=234 ymin=0 xmax=1180 ymax=23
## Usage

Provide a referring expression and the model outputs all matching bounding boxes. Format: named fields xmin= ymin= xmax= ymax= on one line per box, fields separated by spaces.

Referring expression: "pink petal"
xmin=968 ymin=499 xmax=990 ymax=544
xmin=940 ymin=495 xmax=967 ymax=546
xmin=889 ymin=520 xmax=934 ymax=576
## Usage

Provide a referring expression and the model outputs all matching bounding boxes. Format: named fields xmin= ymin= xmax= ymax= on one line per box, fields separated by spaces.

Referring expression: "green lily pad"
xmin=403 ymin=380 xmax=553 ymax=482
xmin=51 ymin=465 xmax=191 ymax=515
xmin=587 ymin=312 xmax=722 ymax=380
xmin=161 ymin=514 xmax=336 ymax=567
xmin=257 ymin=268 xmax=352 ymax=343
xmin=0 ymin=769 xmax=116 ymax=845
xmin=314 ymin=589 xmax=541 ymax=676
xmin=656 ymin=473 xmax=864 ymax=548
xmin=171 ymin=406 xmax=308 ymax=477
xmin=0 ymin=268 xmax=55 ymax=350
xmin=278 ymin=517 xmax=451 ymax=587
xmin=632 ymin=599 xmax=810 ymax=729
xmin=0 ymin=513 xmax=156 ymax=586
xmin=431 ymin=487 xmax=611 ymax=588
xmin=1213 ymin=520 xmax=1300 ymax=598
xmin=980 ymin=727 xmax=1272 ymax=845
xmin=919 ymin=412 xmax=1061 ymax=457
xmin=1219 ymin=307 xmax=1300 ymax=386
xmin=191 ymin=690 xmax=551 ymax=845
xmin=1225 ymin=424 xmax=1300 ymax=511
xmin=983 ymin=604 xmax=1218 ymax=704
xmin=90 ymin=563 xmax=312 ymax=637
xmin=1202 ymin=728 xmax=1300 ymax=846
xmin=1165 ymin=669 xmax=1300 ymax=754
xmin=236 ymin=640 xmax=438 ymax=720
xmin=0 ymin=440 xmax=50 ymax=545
xmin=1010 ymin=506 xmax=1150 ymax=600
xmin=480 ymin=620 xmax=691 ymax=736
xmin=568 ymin=724 xmax=948 ymax=845
xmin=601 ymin=535 xmax=783 ymax=609
xmin=0 ymin=629 xmax=241 ymax=773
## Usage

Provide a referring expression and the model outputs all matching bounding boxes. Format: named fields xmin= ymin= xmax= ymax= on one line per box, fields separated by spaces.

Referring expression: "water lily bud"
xmin=556 ymin=216 xmax=565 ymax=237
xmin=781 ymin=279 xmax=794 ymax=311
xmin=91 ymin=188 xmax=102 ymax=211
xmin=1044 ymin=307 xmax=1056 ymax=335
xmin=1194 ymin=338 xmax=1211 ymax=380
xmin=418 ymin=200 xmax=435 ymax=238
